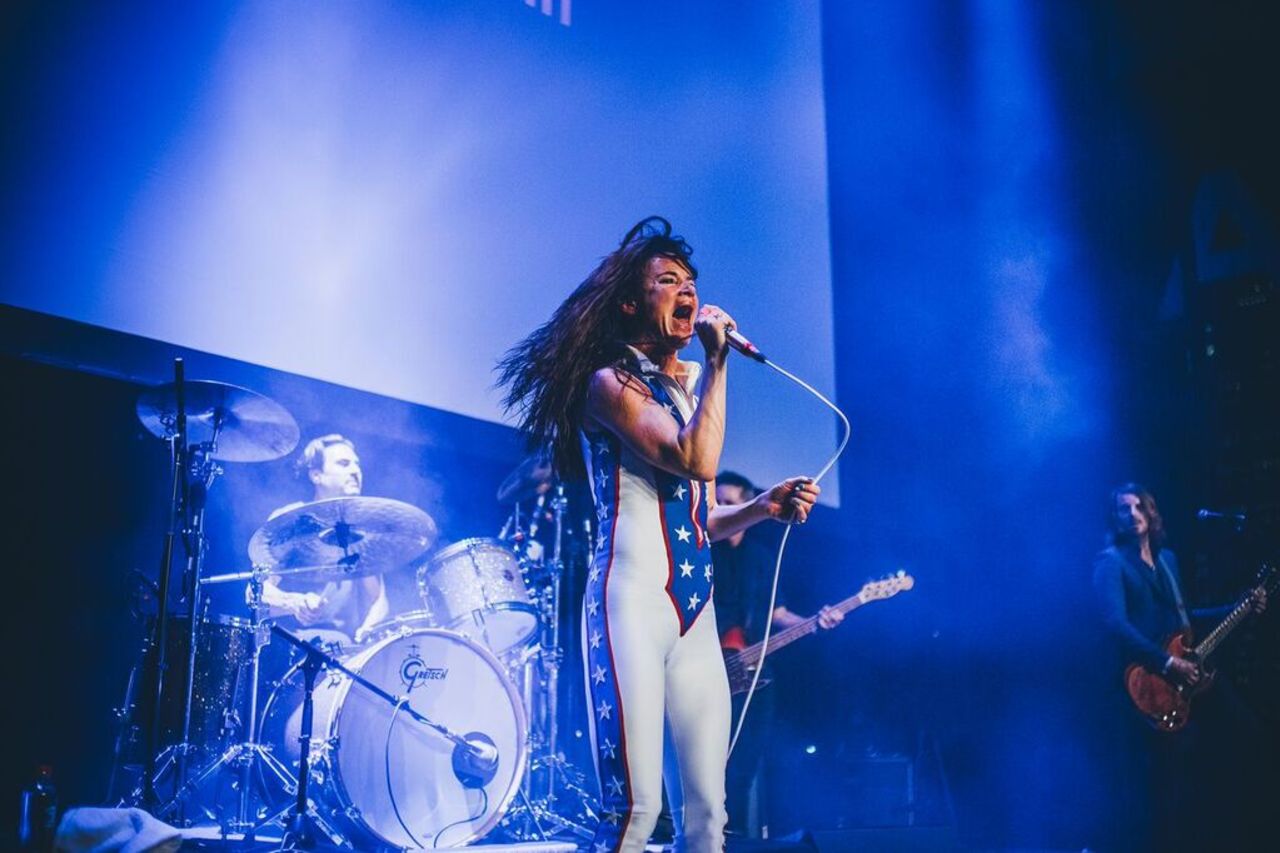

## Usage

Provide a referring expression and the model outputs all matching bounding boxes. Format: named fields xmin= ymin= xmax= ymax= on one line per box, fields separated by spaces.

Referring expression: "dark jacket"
xmin=1092 ymin=544 xmax=1186 ymax=672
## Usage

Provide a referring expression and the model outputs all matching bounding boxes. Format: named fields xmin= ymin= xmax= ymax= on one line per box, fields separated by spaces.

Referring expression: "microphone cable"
xmin=385 ymin=697 xmax=427 ymax=849
xmin=727 ymin=353 xmax=851 ymax=758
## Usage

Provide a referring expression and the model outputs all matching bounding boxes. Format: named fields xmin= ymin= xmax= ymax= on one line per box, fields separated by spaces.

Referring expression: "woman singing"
xmin=497 ymin=217 xmax=818 ymax=851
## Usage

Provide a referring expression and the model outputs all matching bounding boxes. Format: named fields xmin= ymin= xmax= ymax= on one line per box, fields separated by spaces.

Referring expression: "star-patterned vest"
xmin=582 ymin=355 xmax=714 ymax=635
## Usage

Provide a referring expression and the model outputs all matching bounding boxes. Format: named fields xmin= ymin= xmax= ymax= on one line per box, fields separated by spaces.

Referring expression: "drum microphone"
xmin=452 ymin=732 xmax=500 ymax=789
xmin=725 ymin=327 xmax=767 ymax=363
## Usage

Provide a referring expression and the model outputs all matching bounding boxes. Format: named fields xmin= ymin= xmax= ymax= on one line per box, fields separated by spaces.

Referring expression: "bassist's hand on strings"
xmin=816 ymin=605 xmax=843 ymax=630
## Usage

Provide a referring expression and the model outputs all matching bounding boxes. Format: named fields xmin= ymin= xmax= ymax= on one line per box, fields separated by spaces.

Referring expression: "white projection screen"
xmin=1 ymin=0 xmax=839 ymax=502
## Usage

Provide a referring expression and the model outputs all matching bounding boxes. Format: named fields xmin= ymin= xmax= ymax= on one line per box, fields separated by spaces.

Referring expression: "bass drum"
xmin=260 ymin=628 xmax=527 ymax=849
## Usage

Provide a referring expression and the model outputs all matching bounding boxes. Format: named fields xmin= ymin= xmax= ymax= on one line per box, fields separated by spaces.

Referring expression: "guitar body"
xmin=1124 ymin=630 xmax=1214 ymax=732
xmin=1124 ymin=564 xmax=1272 ymax=732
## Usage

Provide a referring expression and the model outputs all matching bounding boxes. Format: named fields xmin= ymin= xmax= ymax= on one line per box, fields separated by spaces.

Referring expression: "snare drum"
xmin=259 ymin=628 xmax=527 ymax=848
xmin=417 ymin=538 xmax=538 ymax=654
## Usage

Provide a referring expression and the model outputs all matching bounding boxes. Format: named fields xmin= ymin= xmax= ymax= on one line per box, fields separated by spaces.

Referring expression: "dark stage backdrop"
xmin=815 ymin=0 xmax=1279 ymax=848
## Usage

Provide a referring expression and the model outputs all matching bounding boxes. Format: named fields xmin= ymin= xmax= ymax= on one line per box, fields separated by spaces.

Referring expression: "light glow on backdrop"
xmin=1 ymin=0 xmax=839 ymax=501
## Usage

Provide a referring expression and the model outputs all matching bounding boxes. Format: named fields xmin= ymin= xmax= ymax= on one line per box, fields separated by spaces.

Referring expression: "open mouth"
xmin=673 ymin=304 xmax=694 ymax=321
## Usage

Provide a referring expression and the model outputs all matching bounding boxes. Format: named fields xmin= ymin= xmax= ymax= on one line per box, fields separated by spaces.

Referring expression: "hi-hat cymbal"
xmin=248 ymin=496 xmax=437 ymax=580
xmin=137 ymin=380 xmax=300 ymax=462
xmin=497 ymin=452 xmax=554 ymax=504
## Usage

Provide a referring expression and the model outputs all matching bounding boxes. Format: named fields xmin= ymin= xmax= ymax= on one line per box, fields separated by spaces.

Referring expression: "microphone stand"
xmin=284 ymin=645 xmax=325 ymax=850
xmin=269 ymin=626 xmax=500 ymax=787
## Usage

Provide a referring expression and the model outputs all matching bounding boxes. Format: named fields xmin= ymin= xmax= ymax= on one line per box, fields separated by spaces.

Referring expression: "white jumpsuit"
xmin=581 ymin=351 xmax=730 ymax=853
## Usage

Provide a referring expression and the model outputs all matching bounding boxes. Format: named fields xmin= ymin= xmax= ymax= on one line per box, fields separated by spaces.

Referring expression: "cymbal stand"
xmin=143 ymin=358 xmax=187 ymax=809
xmin=169 ymin=439 xmax=223 ymax=821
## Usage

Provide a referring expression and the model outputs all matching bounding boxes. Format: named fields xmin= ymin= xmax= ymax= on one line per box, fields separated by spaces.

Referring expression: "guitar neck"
xmin=1194 ymin=587 xmax=1260 ymax=661
xmin=735 ymin=591 xmax=866 ymax=667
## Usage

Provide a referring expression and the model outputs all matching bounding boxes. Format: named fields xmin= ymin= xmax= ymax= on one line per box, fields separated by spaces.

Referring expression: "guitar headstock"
xmin=1256 ymin=563 xmax=1278 ymax=595
xmin=858 ymin=571 xmax=915 ymax=602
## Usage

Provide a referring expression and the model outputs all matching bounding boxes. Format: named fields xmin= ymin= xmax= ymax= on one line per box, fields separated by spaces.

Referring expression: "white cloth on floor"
xmin=54 ymin=807 xmax=182 ymax=853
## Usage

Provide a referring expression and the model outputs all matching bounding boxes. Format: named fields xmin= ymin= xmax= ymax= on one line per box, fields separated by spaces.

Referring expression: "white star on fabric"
xmin=602 ymin=809 xmax=621 ymax=826
xmin=593 ymin=664 xmax=607 ymax=685
xmin=595 ymin=841 xmax=611 ymax=853
xmin=662 ymin=402 xmax=675 ymax=416
xmin=673 ymin=483 xmax=687 ymax=500
xmin=675 ymin=525 xmax=692 ymax=543
xmin=589 ymin=566 xmax=602 ymax=583
xmin=590 ymin=630 xmax=602 ymax=650
xmin=601 ymin=737 xmax=617 ymax=759
xmin=679 ymin=559 xmax=694 ymax=578
xmin=596 ymin=469 xmax=608 ymax=491
xmin=587 ymin=597 xmax=599 ymax=616
xmin=597 ymin=700 xmax=613 ymax=721
xmin=607 ymin=775 xmax=625 ymax=796
xmin=596 ymin=502 xmax=608 ymax=521
xmin=704 ymin=563 xmax=714 ymax=581
xmin=687 ymin=592 xmax=701 ymax=610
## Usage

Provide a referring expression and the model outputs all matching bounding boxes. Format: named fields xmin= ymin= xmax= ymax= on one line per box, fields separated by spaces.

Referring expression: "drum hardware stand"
xmin=542 ymin=485 xmax=567 ymax=802
xmin=146 ymin=436 xmax=224 ymax=824
xmin=143 ymin=358 xmax=187 ymax=809
xmin=501 ymin=484 xmax=599 ymax=841
xmin=155 ymin=568 xmax=301 ymax=836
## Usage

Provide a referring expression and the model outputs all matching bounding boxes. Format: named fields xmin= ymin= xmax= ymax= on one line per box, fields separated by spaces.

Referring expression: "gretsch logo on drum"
xmin=400 ymin=644 xmax=447 ymax=692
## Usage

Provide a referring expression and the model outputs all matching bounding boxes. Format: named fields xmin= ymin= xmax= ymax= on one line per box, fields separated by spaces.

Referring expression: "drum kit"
xmin=114 ymin=368 xmax=597 ymax=848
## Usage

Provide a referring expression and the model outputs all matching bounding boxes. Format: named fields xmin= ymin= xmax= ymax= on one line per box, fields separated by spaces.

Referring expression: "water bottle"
xmin=18 ymin=765 xmax=57 ymax=851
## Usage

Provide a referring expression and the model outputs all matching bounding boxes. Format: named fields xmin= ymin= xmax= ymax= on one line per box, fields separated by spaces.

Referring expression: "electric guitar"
xmin=1125 ymin=563 xmax=1275 ymax=732
xmin=722 ymin=572 xmax=915 ymax=696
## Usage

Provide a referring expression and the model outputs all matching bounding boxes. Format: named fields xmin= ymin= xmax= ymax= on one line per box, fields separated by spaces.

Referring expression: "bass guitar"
xmin=1125 ymin=563 xmax=1275 ymax=732
xmin=722 ymin=572 xmax=915 ymax=696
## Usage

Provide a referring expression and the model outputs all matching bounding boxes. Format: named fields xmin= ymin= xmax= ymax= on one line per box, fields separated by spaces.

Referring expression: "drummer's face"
xmin=312 ymin=444 xmax=363 ymax=498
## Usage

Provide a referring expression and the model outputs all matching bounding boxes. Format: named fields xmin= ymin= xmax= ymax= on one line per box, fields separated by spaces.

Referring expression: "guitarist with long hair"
xmin=1092 ymin=482 xmax=1271 ymax=851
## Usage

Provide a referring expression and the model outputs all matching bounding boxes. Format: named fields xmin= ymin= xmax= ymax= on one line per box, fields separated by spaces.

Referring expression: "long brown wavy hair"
xmin=495 ymin=216 xmax=697 ymax=480
xmin=1108 ymin=482 xmax=1167 ymax=551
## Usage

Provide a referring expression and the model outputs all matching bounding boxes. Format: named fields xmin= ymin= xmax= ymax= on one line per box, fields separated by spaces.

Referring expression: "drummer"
xmin=257 ymin=434 xmax=391 ymax=645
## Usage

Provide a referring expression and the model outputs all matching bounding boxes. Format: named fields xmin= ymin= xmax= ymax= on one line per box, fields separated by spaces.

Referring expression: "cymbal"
xmin=497 ymin=452 xmax=554 ymax=504
xmin=248 ymin=496 xmax=437 ymax=580
xmin=137 ymin=380 xmax=300 ymax=462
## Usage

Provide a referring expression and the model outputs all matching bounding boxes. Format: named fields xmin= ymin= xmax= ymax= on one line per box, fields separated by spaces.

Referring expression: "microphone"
xmin=1197 ymin=508 xmax=1247 ymax=523
xmin=451 ymin=732 xmax=500 ymax=789
xmin=726 ymin=327 xmax=767 ymax=363
xmin=1192 ymin=504 xmax=1244 ymax=525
